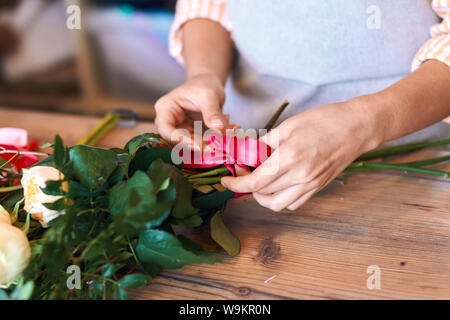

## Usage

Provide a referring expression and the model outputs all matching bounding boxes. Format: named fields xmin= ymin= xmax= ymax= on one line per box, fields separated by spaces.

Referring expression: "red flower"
xmin=180 ymin=134 xmax=272 ymax=197
xmin=0 ymin=143 xmax=39 ymax=172
xmin=0 ymin=128 xmax=39 ymax=190
xmin=181 ymin=134 xmax=271 ymax=171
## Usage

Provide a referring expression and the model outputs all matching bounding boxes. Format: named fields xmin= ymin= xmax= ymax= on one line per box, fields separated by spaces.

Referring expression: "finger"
xmin=286 ymin=163 xmax=344 ymax=210
xmin=253 ymin=184 xmax=310 ymax=212
xmin=286 ymin=188 xmax=317 ymax=211
xmin=257 ymin=171 xmax=294 ymax=194
xmin=235 ymin=165 xmax=251 ymax=177
xmin=200 ymin=98 xmax=228 ymax=131
xmin=259 ymin=121 xmax=290 ymax=149
xmin=221 ymin=148 xmax=288 ymax=193
xmin=257 ymin=158 xmax=330 ymax=194
xmin=155 ymin=99 xmax=186 ymax=144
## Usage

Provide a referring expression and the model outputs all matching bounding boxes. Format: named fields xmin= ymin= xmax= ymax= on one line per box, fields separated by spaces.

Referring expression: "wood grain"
xmin=2 ymin=107 xmax=450 ymax=300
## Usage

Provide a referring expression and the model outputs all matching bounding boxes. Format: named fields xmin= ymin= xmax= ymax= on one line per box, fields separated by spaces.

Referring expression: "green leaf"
xmin=54 ymin=135 xmax=66 ymax=169
xmin=41 ymin=180 xmax=65 ymax=196
xmin=43 ymin=198 xmax=65 ymax=211
xmin=0 ymin=189 xmax=23 ymax=213
xmin=193 ymin=189 xmax=235 ymax=211
xmin=147 ymin=159 xmax=199 ymax=220
xmin=146 ymin=159 xmax=176 ymax=194
xmin=136 ymin=229 xmax=220 ymax=275
xmin=102 ymin=264 xmax=123 ymax=277
xmin=210 ymin=210 xmax=240 ymax=256
xmin=108 ymin=149 xmax=130 ymax=185
xmin=108 ymin=171 xmax=172 ymax=230
xmin=69 ymin=145 xmax=118 ymax=189
xmin=128 ymin=146 xmax=181 ymax=177
xmin=33 ymin=155 xmax=55 ymax=168
xmin=177 ymin=235 xmax=217 ymax=257
xmin=118 ymin=273 xmax=149 ymax=289
xmin=169 ymin=214 xmax=203 ymax=227
xmin=124 ymin=133 xmax=165 ymax=155
xmin=114 ymin=285 xmax=129 ymax=300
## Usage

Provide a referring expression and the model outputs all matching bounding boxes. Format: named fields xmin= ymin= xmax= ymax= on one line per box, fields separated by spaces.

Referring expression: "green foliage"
xmin=128 ymin=146 xmax=181 ymax=176
xmin=69 ymin=145 xmax=118 ymax=189
xmin=108 ymin=170 xmax=173 ymax=231
xmin=13 ymin=134 xmax=232 ymax=300
xmin=147 ymin=159 xmax=200 ymax=223
xmin=210 ymin=209 xmax=241 ymax=257
xmin=124 ymin=133 xmax=165 ymax=155
xmin=136 ymin=229 xmax=220 ymax=277
xmin=193 ymin=189 xmax=235 ymax=211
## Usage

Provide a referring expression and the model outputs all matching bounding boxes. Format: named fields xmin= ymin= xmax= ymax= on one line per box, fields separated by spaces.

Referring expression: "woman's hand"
xmin=221 ymin=97 xmax=383 ymax=212
xmin=155 ymin=73 xmax=230 ymax=147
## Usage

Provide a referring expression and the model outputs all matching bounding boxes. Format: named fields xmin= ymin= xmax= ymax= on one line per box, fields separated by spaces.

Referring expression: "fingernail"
xmin=211 ymin=116 xmax=224 ymax=127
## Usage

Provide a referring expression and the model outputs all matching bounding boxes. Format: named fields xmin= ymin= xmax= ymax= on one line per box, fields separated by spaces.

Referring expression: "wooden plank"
xmin=130 ymin=172 xmax=450 ymax=300
xmin=2 ymin=107 xmax=450 ymax=299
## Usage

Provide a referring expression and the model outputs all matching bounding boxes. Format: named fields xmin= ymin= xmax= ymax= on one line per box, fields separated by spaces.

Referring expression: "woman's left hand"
xmin=221 ymin=97 xmax=384 ymax=212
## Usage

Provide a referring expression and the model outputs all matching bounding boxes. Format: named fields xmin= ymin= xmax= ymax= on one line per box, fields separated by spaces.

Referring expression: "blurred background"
xmin=0 ymin=0 xmax=185 ymax=120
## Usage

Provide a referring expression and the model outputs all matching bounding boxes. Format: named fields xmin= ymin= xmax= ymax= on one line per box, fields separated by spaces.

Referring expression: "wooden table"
xmin=2 ymin=107 xmax=450 ymax=300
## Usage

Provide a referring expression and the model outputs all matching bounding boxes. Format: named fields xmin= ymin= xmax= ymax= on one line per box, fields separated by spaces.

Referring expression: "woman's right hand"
xmin=155 ymin=73 xmax=230 ymax=148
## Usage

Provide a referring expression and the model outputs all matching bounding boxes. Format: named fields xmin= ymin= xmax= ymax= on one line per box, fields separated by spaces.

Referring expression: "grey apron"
xmin=223 ymin=0 xmax=449 ymax=144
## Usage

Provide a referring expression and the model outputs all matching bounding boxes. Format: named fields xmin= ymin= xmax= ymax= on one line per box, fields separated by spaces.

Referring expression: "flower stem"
xmin=357 ymin=138 xmax=450 ymax=161
xmin=400 ymin=155 xmax=450 ymax=167
xmin=127 ymin=236 xmax=141 ymax=268
xmin=346 ymin=155 xmax=450 ymax=173
xmin=0 ymin=185 xmax=23 ymax=193
xmin=0 ymin=150 xmax=49 ymax=157
xmin=346 ymin=162 xmax=450 ymax=178
xmin=263 ymin=100 xmax=290 ymax=131
xmin=190 ymin=177 xmax=223 ymax=186
xmin=188 ymin=167 xmax=229 ymax=179
xmin=76 ymin=113 xmax=120 ymax=146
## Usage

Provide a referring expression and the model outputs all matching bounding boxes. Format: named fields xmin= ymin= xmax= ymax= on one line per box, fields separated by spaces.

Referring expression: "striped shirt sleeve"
xmin=169 ymin=0 xmax=233 ymax=64
xmin=412 ymin=0 xmax=450 ymax=71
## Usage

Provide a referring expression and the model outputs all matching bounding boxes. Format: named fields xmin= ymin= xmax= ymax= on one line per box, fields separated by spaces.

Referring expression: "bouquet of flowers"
xmin=0 ymin=124 xmax=272 ymax=300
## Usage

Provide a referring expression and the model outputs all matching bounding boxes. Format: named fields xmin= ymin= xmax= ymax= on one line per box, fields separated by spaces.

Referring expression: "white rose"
xmin=21 ymin=166 xmax=66 ymax=227
xmin=0 ymin=222 xmax=31 ymax=287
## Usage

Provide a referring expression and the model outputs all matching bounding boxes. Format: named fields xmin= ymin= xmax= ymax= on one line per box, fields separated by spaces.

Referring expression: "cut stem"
xmin=346 ymin=162 xmax=450 ymax=178
xmin=76 ymin=113 xmax=120 ymax=146
xmin=400 ymin=155 xmax=450 ymax=168
xmin=357 ymin=138 xmax=450 ymax=161
xmin=263 ymin=100 xmax=290 ymax=131
xmin=0 ymin=185 xmax=23 ymax=193
xmin=190 ymin=177 xmax=223 ymax=186
xmin=188 ymin=167 xmax=229 ymax=179
xmin=0 ymin=150 xmax=49 ymax=157
xmin=346 ymin=155 xmax=450 ymax=173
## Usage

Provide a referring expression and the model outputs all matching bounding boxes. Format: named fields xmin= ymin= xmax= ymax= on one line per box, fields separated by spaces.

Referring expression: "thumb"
xmin=259 ymin=128 xmax=282 ymax=150
xmin=200 ymin=100 xmax=228 ymax=130
xmin=259 ymin=117 xmax=292 ymax=149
